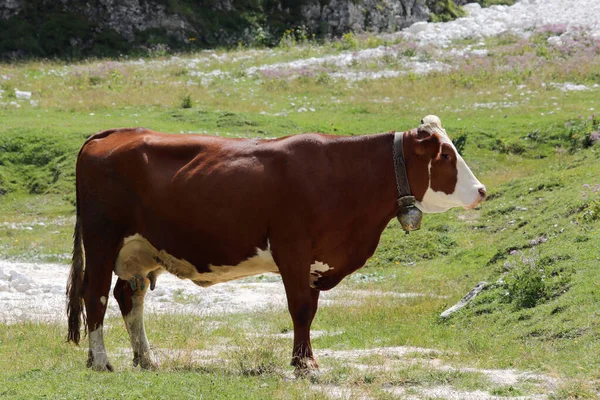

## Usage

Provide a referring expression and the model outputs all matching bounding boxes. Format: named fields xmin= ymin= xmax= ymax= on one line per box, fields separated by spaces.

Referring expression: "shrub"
xmin=180 ymin=93 xmax=193 ymax=109
xmin=579 ymin=184 xmax=600 ymax=223
xmin=492 ymin=138 xmax=525 ymax=155
xmin=428 ymin=0 xmax=466 ymax=23
xmin=228 ymin=338 xmax=281 ymax=376
xmin=562 ymin=116 xmax=599 ymax=152
xmin=505 ymin=255 xmax=546 ymax=309
xmin=453 ymin=133 xmax=467 ymax=156
xmin=334 ymin=32 xmax=359 ymax=51
xmin=503 ymin=251 xmax=573 ymax=310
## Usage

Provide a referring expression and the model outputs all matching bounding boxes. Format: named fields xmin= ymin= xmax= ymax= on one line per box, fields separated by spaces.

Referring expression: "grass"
xmin=1 ymin=25 xmax=600 ymax=399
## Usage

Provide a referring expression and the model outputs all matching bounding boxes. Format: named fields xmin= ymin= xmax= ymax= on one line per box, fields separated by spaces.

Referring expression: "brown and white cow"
xmin=67 ymin=115 xmax=485 ymax=372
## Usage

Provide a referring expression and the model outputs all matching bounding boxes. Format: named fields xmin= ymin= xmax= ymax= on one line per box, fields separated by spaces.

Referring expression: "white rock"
xmin=462 ymin=3 xmax=482 ymax=15
xmin=50 ymin=285 xmax=64 ymax=295
xmin=15 ymin=89 xmax=31 ymax=100
xmin=14 ymin=282 xmax=32 ymax=292
xmin=0 ymin=268 xmax=9 ymax=281
xmin=10 ymin=270 xmax=33 ymax=284
xmin=0 ymin=280 xmax=9 ymax=292
xmin=409 ymin=21 xmax=428 ymax=34
xmin=470 ymin=49 xmax=488 ymax=57
xmin=547 ymin=36 xmax=562 ymax=46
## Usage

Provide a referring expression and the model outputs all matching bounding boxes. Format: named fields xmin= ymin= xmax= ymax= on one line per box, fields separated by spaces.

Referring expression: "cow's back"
xmin=76 ymin=129 xmax=298 ymax=270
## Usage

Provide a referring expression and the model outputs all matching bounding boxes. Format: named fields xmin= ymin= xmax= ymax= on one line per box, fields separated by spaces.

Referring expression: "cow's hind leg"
xmin=82 ymin=245 xmax=116 ymax=371
xmin=113 ymin=278 xmax=158 ymax=369
xmin=113 ymin=236 xmax=161 ymax=369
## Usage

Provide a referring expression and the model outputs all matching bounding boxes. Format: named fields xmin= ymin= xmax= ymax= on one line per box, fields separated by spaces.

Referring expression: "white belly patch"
xmin=114 ymin=234 xmax=279 ymax=287
xmin=310 ymin=261 xmax=332 ymax=288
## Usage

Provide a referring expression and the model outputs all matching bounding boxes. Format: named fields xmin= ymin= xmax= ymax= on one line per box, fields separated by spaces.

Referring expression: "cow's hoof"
xmin=87 ymin=351 xmax=114 ymax=372
xmin=133 ymin=352 xmax=159 ymax=370
xmin=291 ymin=356 xmax=319 ymax=378
xmin=293 ymin=366 xmax=320 ymax=379
xmin=87 ymin=353 xmax=114 ymax=372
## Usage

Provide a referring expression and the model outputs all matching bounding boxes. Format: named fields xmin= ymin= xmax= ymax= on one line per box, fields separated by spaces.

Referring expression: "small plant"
xmin=562 ymin=116 xmax=599 ymax=152
xmin=315 ymin=72 xmax=331 ymax=85
xmin=228 ymin=339 xmax=281 ymax=376
xmin=278 ymin=25 xmax=311 ymax=49
xmin=88 ymin=75 xmax=103 ymax=86
xmin=579 ymin=184 xmax=600 ymax=223
xmin=453 ymin=133 xmax=467 ymax=156
xmin=401 ymin=47 xmax=418 ymax=58
xmin=428 ymin=0 xmax=466 ymax=23
xmin=179 ymin=93 xmax=192 ymax=109
xmin=492 ymin=138 xmax=525 ymax=155
xmin=505 ymin=253 xmax=546 ymax=309
xmin=334 ymin=32 xmax=359 ymax=51
xmin=503 ymin=250 xmax=573 ymax=310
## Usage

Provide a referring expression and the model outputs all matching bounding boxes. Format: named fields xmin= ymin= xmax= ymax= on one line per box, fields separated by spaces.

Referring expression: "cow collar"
xmin=393 ymin=131 xmax=423 ymax=233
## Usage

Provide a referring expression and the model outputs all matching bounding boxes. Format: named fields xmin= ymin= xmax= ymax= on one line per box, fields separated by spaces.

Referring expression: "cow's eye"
xmin=441 ymin=153 xmax=450 ymax=160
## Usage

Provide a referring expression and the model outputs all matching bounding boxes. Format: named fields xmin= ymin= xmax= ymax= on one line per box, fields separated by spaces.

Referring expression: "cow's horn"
xmin=420 ymin=115 xmax=442 ymax=129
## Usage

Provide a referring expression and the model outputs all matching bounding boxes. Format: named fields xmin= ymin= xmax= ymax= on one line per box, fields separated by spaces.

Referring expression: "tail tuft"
xmin=66 ymin=215 xmax=86 ymax=344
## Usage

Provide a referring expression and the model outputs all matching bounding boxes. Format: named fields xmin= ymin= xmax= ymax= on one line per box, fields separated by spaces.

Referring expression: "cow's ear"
xmin=414 ymin=130 xmax=439 ymax=156
xmin=416 ymin=127 xmax=432 ymax=140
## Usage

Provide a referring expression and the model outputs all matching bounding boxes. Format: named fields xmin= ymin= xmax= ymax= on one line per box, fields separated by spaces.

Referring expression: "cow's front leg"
xmin=288 ymin=287 xmax=320 ymax=371
xmin=279 ymin=269 xmax=320 ymax=371
xmin=272 ymin=239 xmax=321 ymax=373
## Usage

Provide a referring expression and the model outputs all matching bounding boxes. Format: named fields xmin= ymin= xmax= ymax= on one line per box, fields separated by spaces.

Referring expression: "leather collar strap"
xmin=393 ymin=131 xmax=415 ymax=207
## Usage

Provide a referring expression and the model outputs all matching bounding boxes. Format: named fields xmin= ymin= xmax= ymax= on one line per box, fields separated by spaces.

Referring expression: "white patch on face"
xmin=310 ymin=261 xmax=332 ymax=289
xmin=100 ymin=296 xmax=107 ymax=306
xmin=415 ymin=116 xmax=485 ymax=214
xmin=89 ymin=326 xmax=110 ymax=370
xmin=116 ymin=234 xmax=279 ymax=289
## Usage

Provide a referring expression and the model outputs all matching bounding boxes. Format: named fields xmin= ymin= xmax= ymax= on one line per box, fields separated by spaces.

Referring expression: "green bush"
xmin=428 ymin=0 xmax=466 ymax=23
xmin=561 ymin=117 xmax=598 ymax=152
xmin=503 ymin=251 xmax=573 ymax=310
xmin=453 ymin=133 xmax=467 ymax=156
xmin=505 ymin=255 xmax=546 ymax=309
xmin=180 ymin=93 xmax=193 ymax=109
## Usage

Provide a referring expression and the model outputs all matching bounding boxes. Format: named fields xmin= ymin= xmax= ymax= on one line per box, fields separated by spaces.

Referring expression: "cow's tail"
xmin=66 ymin=151 xmax=87 ymax=345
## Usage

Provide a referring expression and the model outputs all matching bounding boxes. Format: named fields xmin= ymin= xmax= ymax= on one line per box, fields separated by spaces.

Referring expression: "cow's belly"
xmin=114 ymin=234 xmax=279 ymax=287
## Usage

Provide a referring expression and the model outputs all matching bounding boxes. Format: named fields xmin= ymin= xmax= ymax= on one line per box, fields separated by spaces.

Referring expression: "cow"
xmin=66 ymin=115 xmax=486 ymax=372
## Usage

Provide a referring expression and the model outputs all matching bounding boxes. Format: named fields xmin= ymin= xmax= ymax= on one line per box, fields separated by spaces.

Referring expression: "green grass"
xmin=1 ymin=27 xmax=600 ymax=398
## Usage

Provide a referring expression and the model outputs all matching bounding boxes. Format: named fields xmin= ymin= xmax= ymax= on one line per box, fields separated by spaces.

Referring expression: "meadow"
xmin=0 ymin=28 xmax=599 ymax=399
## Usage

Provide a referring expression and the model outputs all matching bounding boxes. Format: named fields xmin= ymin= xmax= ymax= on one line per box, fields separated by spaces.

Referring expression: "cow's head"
xmin=404 ymin=115 xmax=486 ymax=213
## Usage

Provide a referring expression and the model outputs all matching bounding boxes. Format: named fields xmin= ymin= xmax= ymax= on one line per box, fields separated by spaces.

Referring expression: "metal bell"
xmin=397 ymin=196 xmax=423 ymax=233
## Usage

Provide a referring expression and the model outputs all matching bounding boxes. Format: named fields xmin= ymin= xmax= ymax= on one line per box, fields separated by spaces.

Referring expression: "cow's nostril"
xmin=478 ymin=187 xmax=487 ymax=199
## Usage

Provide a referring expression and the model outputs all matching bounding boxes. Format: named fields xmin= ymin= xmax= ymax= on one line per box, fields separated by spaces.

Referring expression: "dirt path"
xmin=0 ymin=261 xmax=290 ymax=323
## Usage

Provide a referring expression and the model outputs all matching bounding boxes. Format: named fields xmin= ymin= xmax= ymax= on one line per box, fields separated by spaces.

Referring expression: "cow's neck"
xmin=310 ymin=132 xmax=400 ymax=285
xmin=327 ymin=131 xmax=399 ymax=219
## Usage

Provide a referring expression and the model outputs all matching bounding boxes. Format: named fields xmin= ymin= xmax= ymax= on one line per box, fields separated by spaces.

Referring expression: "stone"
xmin=440 ymin=281 xmax=488 ymax=318
xmin=302 ymin=0 xmax=430 ymax=35
xmin=409 ymin=21 xmax=430 ymax=33
xmin=15 ymin=89 xmax=31 ymax=100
